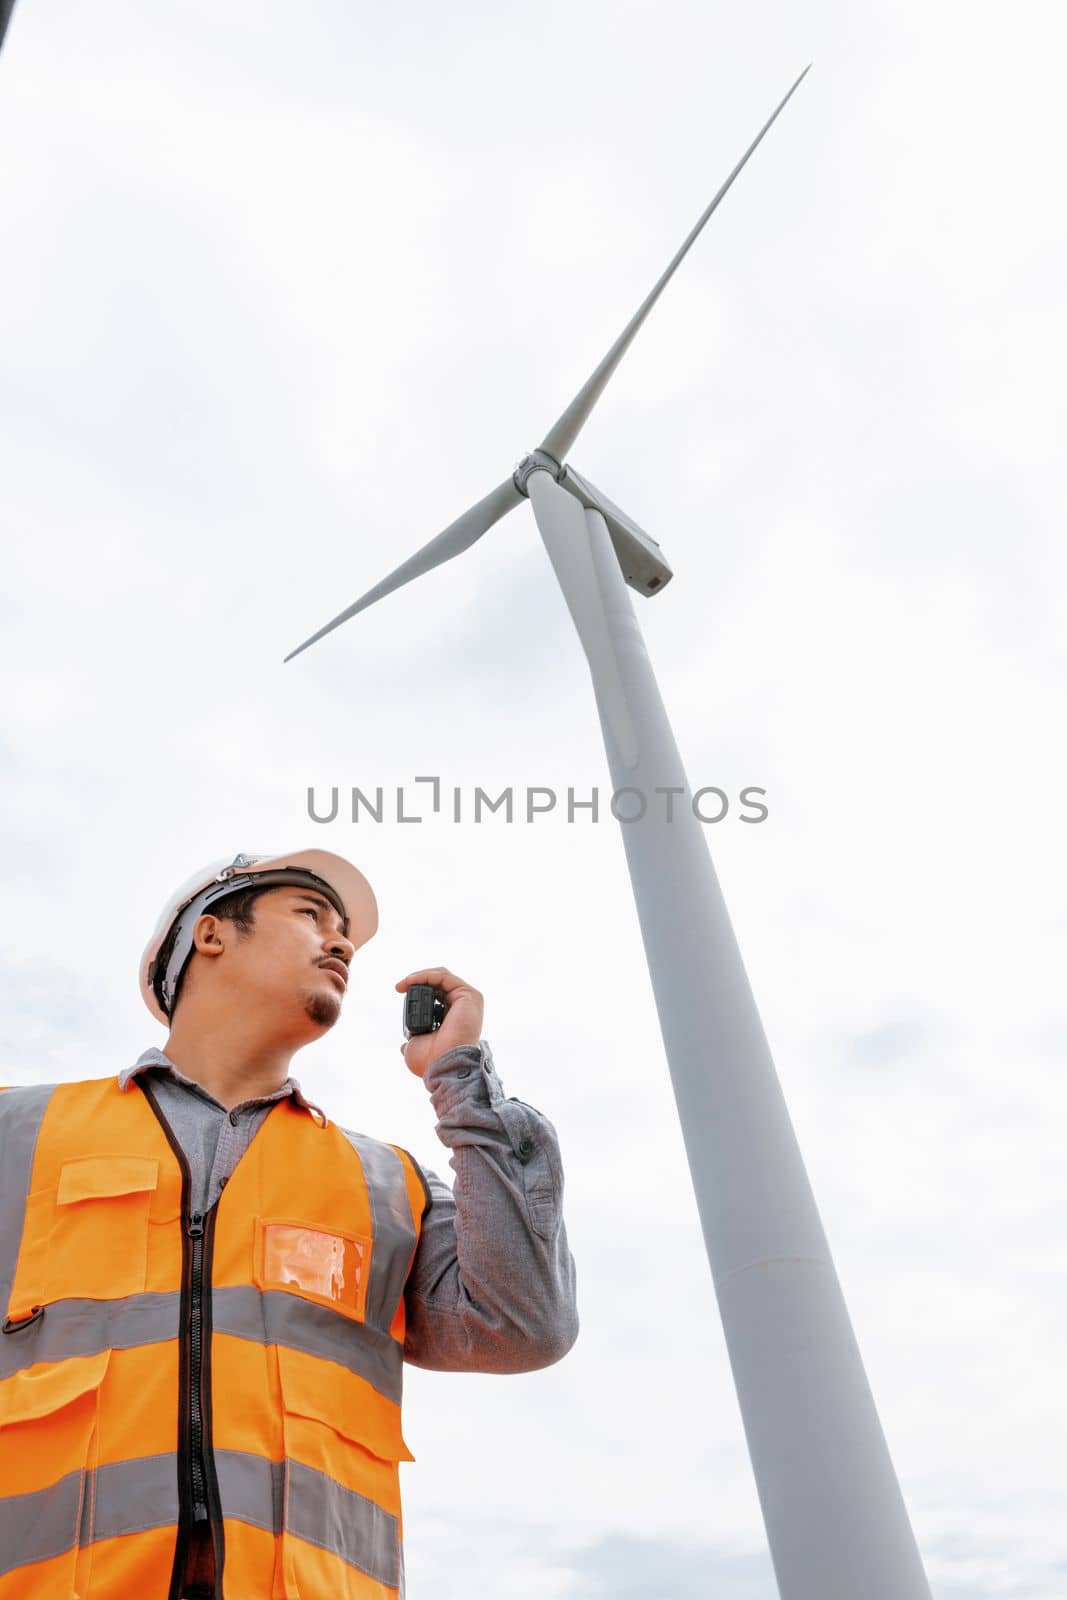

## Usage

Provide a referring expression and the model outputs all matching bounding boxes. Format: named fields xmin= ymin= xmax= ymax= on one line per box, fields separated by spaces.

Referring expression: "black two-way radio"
xmin=402 ymin=984 xmax=448 ymax=1038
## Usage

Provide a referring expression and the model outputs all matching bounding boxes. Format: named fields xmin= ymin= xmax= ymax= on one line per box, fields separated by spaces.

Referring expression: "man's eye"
xmin=299 ymin=907 xmax=318 ymax=918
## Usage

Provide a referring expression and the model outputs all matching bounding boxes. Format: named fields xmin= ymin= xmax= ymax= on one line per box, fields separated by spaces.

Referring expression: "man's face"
xmin=203 ymin=885 xmax=355 ymax=1034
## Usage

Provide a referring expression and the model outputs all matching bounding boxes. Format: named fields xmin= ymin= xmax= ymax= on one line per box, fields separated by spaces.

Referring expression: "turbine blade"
xmin=284 ymin=476 xmax=522 ymax=662
xmin=540 ymin=63 xmax=812 ymax=463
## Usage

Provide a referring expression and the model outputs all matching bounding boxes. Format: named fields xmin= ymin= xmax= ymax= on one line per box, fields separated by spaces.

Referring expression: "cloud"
xmin=564 ymin=1533 xmax=776 ymax=1599
xmin=845 ymin=1018 xmax=927 ymax=1069
xmin=0 ymin=956 xmax=112 ymax=1084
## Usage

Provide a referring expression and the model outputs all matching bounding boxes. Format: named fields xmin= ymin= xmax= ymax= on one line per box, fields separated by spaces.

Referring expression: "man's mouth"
xmin=318 ymin=959 xmax=349 ymax=990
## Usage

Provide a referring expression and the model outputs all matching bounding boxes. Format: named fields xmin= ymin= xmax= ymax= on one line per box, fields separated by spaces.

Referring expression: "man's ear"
xmin=191 ymin=914 xmax=227 ymax=960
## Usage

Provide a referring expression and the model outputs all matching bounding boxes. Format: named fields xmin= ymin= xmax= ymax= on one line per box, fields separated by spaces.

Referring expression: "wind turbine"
xmin=285 ymin=67 xmax=933 ymax=1600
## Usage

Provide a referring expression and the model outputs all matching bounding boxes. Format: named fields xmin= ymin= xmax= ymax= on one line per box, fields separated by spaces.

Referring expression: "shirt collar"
xmin=119 ymin=1047 xmax=328 ymax=1124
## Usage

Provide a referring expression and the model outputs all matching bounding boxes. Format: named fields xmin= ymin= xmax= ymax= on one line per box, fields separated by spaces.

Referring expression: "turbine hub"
xmin=513 ymin=449 xmax=564 ymax=497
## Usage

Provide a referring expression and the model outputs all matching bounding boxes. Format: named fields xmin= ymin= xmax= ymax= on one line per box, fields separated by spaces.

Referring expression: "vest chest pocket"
xmin=0 ymin=1348 xmax=110 ymax=1598
xmin=7 ymin=1158 xmax=159 ymax=1321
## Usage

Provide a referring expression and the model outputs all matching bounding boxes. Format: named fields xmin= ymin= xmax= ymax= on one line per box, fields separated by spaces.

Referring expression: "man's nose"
xmin=326 ymin=929 xmax=356 ymax=964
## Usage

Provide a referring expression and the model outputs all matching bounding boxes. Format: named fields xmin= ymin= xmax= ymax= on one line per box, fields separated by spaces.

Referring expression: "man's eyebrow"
xmin=292 ymin=892 xmax=349 ymax=936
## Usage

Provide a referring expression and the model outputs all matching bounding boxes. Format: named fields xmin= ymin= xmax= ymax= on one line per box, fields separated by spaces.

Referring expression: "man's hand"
xmin=395 ymin=967 xmax=484 ymax=1079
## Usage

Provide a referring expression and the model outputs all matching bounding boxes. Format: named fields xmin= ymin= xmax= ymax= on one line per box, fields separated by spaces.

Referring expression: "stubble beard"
xmin=302 ymin=988 xmax=342 ymax=1029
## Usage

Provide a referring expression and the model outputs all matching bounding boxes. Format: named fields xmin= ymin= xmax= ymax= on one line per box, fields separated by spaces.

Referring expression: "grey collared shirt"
xmin=119 ymin=1040 xmax=578 ymax=1373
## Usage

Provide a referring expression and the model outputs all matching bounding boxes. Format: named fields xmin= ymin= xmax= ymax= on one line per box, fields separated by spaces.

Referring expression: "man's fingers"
xmin=396 ymin=967 xmax=477 ymax=996
xmin=396 ymin=967 xmax=457 ymax=986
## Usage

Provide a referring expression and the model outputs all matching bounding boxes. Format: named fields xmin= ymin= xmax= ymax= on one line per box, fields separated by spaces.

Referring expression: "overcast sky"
xmin=1 ymin=3 xmax=1065 ymax=1596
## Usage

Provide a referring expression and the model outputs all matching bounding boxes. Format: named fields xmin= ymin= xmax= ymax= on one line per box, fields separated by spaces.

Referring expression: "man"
xmin=0 ymin=849 xmax=578 ymax=1599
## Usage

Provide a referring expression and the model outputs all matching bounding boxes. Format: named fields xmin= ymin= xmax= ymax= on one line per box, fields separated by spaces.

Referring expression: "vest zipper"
xmin=187 ymin=1210 xmax=210 ymax=1524
xmin=137 ymin=1081 xmax=225 ymax=1599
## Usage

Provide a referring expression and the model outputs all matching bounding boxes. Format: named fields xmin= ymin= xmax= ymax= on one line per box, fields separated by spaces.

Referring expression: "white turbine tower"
xmin=286 ymin=67 xmax=933 ymax=1600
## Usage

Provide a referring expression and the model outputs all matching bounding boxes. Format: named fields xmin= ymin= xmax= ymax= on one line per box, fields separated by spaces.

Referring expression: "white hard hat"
xmin=139 ymin=850 xmax=379 ymax=1026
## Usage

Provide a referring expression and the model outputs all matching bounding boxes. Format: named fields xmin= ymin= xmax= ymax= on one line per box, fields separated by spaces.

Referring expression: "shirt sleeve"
xmin=403 ymin=1039 xmax=579 ymax=1374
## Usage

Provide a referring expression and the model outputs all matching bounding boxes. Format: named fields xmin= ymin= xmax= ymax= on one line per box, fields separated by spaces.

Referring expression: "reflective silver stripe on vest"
xmin=214 ymin=1447 xmax=284 ymax=1533
xmin=1 ymin=1450 xmax=398 ymax=1584
xmin=339 ymin=1131 xmax=417 ymax=1334
xmin=216 ymin=1449 xmax=399 ymax=1585
xmin=215 ymin=1286 xmax=404 ymax=1404
xmin=0 ymin=1457 xmax=178 ymax=1579
xmin=0 ymin=1291 xmax=180 ymax=1382
xmin=0 ymin=1085 xmax=55 ymax=1312
xmin=0 ymin=1285 xmax=403 ymax=1400
xmin=0 ymin=1466 xmax=84 ymax=1578
xmin=286 ymin=1457 xmax=400 ymax=1589
xmin=82 ymin=1452 xmax=180 ymax=1542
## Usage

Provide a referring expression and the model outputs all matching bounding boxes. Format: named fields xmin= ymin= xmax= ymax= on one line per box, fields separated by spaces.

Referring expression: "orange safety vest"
xmin=0 ymin=1076 xmax=428 ymax=1599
